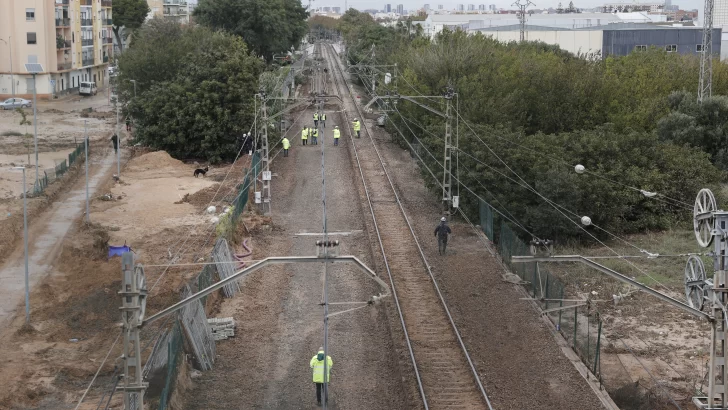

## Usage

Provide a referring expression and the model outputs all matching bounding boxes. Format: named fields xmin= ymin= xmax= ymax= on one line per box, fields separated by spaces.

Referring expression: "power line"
xmin=392 ymin=64 xmax=694 ymax=211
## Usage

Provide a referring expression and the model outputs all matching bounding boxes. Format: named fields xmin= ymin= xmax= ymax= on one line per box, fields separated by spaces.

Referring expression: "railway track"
xmin=322 ymin=42 xmax=494 ymax=410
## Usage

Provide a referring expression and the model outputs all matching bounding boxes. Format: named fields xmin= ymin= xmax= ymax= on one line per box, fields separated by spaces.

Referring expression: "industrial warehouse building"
xmin=421 ymin=13 xmax=720 ymax=59
xmin=470 ymin=24 xmax=721 ymax=58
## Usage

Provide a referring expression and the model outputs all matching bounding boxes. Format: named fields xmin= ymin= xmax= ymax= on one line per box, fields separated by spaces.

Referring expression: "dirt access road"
xmin=182 ymin=87 xmax=410 ymax=408
xmin=0 ymin=148 xmax=116 ymax=328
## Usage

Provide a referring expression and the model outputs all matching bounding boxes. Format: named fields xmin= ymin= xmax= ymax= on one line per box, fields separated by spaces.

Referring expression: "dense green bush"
xmin=338 ymin=10 xmax=728 ymax=241
xmin=119 ymin=21 xmax=263 ymax=162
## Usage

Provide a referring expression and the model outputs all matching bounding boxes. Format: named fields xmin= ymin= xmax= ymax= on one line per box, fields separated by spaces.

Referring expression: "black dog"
xmin=194 ymin=166 xmax=209 ymax=178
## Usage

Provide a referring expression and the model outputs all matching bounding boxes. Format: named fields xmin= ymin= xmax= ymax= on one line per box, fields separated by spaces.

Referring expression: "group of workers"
xmin=280 ymin=111 xmax=363 ymax=158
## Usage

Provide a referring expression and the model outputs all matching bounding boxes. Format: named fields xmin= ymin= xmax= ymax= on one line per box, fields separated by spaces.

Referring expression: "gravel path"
xmin=182 ymin=99 xmax=409 ymax=409
xmin=373 ymin=128 xmax=608 ymax=409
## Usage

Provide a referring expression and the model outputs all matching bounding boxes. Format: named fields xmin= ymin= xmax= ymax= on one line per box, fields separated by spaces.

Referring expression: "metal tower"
xmin=442 ymin=87 xmax=455 ymax=215
xmin=699 ymin=0 xmax=715 ymax=102
xmin=512 ymin=0 xmax=535 ymax=42
xmin=258 ymin=93 xmax=271 ymax=215
xmin=119 ymin=253 xmax=148 ymax=407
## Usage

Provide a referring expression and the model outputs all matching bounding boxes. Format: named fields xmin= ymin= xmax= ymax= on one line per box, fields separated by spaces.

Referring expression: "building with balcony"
xmin=0 ymin=0 xmax=112 ymax=99
xmin=146 ymin=0 xmax=191 ymax=23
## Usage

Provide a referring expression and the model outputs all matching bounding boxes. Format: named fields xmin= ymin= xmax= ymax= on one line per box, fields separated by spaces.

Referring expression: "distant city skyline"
xmin=308 ymin=0 xmax=701 ymax=11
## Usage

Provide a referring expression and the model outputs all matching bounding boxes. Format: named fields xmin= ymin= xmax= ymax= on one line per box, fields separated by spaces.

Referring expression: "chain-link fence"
xmin=151 ymin=161 xmax=256 ymax=409
xmin=31 ymin=140 xmax=88 ymax=196
xmin=158 ymin=322 xmax=183 ymax=410
xmin=480 ymin=199 xmax=603 ymax=379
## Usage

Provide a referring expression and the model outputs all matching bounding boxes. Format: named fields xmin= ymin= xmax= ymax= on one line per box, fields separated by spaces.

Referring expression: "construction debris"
xmin=208 ymin=317 xmax=236 ymax=341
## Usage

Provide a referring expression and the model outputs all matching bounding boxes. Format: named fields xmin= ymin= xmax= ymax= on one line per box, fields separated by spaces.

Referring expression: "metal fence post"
xmin=573 ymin=306 xmax=578 ymax=349
xmin=558 ymin=287 xmax=563 ymax=331
xmin=586 ymin=312 xmax=590 ymax=364
xmin=544 ymin=273 xmax=550 ymax=310
xmin=593 ymin=315 xmax=602 ymax=375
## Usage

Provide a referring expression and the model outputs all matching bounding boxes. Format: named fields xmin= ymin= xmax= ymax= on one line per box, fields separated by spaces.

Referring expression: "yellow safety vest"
xmin=314 ymin=113 xmax=319 ymax=120
xmin=282 ymin=138 xmax=290 ymax=149
xmin=353 ymin=121 xmax=360 ymax=131
xmin=321 ymin=114 xmax=326 ymax=121
xmin=333 ymin=129 xmax=340 ymax=139
xmin=313 ymin=129 xmax=319 ymax=137
xmin=301 ymin=129 xmax=308 ymax=140
xmin=310 ymin=352 xmax=333 ymax=383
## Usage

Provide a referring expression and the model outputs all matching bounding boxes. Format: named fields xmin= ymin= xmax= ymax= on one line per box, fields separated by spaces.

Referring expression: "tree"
xmin=193 ymin=0 xmax=308 ymax=62
xmin=15 ymin=109 xmax=32 ymax=165
xmin=657 ymin=91 xmax=728 ymax=170
xmin=126 ymin=26 xmax=263 ymax=162
xmin=112 ymin=0 xmax=149 ymax=53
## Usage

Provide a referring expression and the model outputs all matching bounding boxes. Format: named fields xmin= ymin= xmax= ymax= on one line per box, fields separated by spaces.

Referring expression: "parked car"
xmin=0 ymin=98 xmax=32 ymax=110
xmin=79 ymin=81 xmax=97 ymax=96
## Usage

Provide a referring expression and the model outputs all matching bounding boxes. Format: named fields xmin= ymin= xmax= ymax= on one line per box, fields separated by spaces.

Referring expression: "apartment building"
xmin=0 ymin=0 xmax=113 ymax=99
xmin=147 ymin=0 xmax=191 ymax=23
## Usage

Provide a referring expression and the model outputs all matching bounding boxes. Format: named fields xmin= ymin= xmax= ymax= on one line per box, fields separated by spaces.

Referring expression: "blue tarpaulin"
xmin=109 ymin=245 xmax=131 ymax=259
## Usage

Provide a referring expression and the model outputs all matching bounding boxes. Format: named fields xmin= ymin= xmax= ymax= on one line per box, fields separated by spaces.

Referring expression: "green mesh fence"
xmin=479 ymin=199 xmax=603 ymax=379
xmin=158 ymin=321 xmax=183 ymax=410
xmin=54 ymin=159 xmax=68 ymax=178
xmin=68 ymin=140 xmax=87 ymax=167
xmin=479 ymin=199 xmax=494 ymax=240
xmin=197 ymin=264 xmax=216 ymax=306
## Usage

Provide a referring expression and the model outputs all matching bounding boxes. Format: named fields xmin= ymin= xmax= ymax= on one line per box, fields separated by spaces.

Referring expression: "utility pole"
xmin=512 ymin=0 xmax=535 ymax=42
xmin=84 ymin=121 xmax=89 ymax=223
xmin=442 ymin=87 xmax=454 ymax=216
xmin=0 ymin=37 xmax=14 ymax=98
xmin=32 ymin=72 xmax=39 ymax=191
xmin=259 ymin=92 xmax=271 ymax=215
xmin=699 ymin=0 xmax=715 ymax=102
xmin=115 ymin=97 xmax=120 ymax=178
xmin=119 ymin=253 xmax=148 ymax=408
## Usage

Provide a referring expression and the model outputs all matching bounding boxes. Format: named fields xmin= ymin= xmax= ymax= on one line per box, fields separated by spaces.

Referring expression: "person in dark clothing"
xmin=434 ymin=217 xmax=452 ymax=255
xmin=125 ymin=118 xmax=131 ymax=132
xmin=111 ymin=134 xmax=118 ymax=154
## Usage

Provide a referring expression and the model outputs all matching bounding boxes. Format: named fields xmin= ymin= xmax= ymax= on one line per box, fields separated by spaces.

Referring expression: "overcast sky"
xmin=317 ymin=0 xmax=702 ymax=11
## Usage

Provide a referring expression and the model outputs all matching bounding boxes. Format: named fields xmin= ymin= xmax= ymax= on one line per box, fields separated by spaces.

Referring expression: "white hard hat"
xmin=441 ymin=217 xmax=446 ymax=222
xmin=354 ymin=118 xmax=358 ymax=121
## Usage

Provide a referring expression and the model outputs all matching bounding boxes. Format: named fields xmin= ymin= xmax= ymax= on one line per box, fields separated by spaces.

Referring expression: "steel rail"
xmin=325 ymin=42 xmax=494 ymax=410
xmin=322 ymin=42 xmax=430 ymax=409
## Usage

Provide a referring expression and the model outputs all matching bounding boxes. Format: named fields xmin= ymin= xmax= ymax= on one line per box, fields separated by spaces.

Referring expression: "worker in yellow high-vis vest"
xmin=333 ymin=126 xmax=340 ymax=146
xmin=313 ymin=112 xmax=320 ymax=128
xmin=310 ymin=346 xmax=333 ymax=406
xmin=352 ymin=118 xmax=361 ymax=138
xmin=312 ymin=128 xmax=319 ymax=145
xmin=321 ymin=112 xmax=327 ymax=128
xmin=301 ymin=127 xmax=309 ymax=146
xmin=282 ymin=136 xmax=290 ymax=157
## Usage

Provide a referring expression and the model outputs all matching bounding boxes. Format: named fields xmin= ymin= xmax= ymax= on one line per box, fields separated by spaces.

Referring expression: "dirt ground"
xmin=0 ymin=91 xmax=117 ymax=200
xmin=0 ymin=92 xmax=119 ymax=269
xmin=0 ymin=146 xmax=244 ymax=410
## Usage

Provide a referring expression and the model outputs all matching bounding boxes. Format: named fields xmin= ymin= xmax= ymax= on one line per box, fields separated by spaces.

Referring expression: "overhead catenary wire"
xmin=334 ymin=44 xmax=495 ymax=409
xmin=73 ymin=332 xmax=121 ymax=410
xmin=364 ymin=69 xmax=697 ymax=407
xmin=394 ymin=75 xmax=694 ymax=210
xmin=404 ymin=112 xmax=667 ymax=259
xmin=451 ymin=109 xmax=680 ymax=295
xmin=383 ymin=88 xmax=679 ymax=294
xmin=352 ymin=65 xmax=536 ymax=263
xmin=149 ymin=98 xmax=315 ymax=291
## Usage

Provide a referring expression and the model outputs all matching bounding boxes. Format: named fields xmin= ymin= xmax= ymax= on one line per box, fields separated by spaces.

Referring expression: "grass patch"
xmin=546 ymin=227 xmax=702 ymax=296
xmin=1 ymin=130 xmax=23 ymax=137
